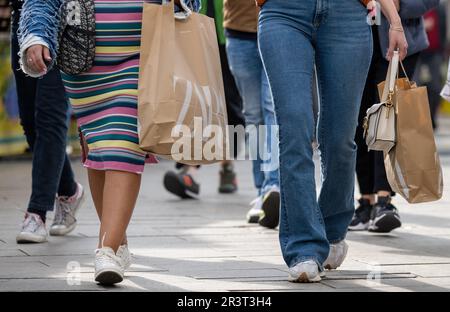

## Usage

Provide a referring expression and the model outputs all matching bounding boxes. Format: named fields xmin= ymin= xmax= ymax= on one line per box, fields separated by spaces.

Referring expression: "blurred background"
xmin=1 ymin=0 xmax=450 ymax=160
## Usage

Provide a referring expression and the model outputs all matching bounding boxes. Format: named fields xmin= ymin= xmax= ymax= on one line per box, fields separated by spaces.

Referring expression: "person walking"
xmin=257 ymin=0 xmax=407 ymax=282
xmin=19 ymin=0 xmax=201 ymax=285
xmin=10 ymin=0 xmax=85 ymax=244
xmin=351 ymin=0 xmax=440 ymax=234
xmin=223 ymin=0 xmax=280 ymax=229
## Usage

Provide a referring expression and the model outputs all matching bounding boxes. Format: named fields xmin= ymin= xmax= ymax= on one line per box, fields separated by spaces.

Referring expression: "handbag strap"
xmin=388 ymin=51 xmax=400 ymax=95
xmin=381 ymin=51 xmax=400 ymax=103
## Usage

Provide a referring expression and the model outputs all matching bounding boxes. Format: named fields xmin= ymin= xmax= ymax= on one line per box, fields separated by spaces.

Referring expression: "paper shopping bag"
xmin=138 ymin=1 xmax=229 ymax=165
xmin=378 ymin=78 xmax=444 ymax=203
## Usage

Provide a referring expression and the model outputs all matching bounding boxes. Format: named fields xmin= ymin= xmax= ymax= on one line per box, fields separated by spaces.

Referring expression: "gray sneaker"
xmin=16 ymin=213 xmax=48 ymax=243
xmin=50 ymin=183 xmax=85 ymax=236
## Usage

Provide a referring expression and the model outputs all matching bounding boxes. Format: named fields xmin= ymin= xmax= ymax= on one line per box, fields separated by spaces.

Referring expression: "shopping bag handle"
xmin=380 ymin=50 xmax=399 ymax=103
xmin=399 ymin=61 xmax=413 ymax=88
xmin=390 ymin=50 xmax=413 ymax=90
xmin=162 ymin=0 xmax=193 ymax=20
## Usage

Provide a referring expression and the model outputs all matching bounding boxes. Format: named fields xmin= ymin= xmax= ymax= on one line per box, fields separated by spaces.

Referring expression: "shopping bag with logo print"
xmin=138 ymin=0 xmax=228 ymax=165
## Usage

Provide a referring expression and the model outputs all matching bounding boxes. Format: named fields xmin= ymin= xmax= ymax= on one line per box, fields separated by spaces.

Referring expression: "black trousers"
xmin=355 ymin=27 xmax=419 ymax=195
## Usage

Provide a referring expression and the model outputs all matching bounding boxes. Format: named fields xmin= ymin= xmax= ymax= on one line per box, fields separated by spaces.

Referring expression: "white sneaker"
xmin=94 ymin=247 xmax=124 ymax=285
xmin=288 ymin=260 xmax=322 ymax=283
xmin=16 ymin=213 xmax=48 ymax=243
xmin=50 ymin=183 xmax=85 ymax=236
xmin=246 ymin=197 xmax=263 ymax=223
xmin=117 ymin=244 xmax=131 ymax=270
xmin=323 ymin=240 xmax=349 ymax=270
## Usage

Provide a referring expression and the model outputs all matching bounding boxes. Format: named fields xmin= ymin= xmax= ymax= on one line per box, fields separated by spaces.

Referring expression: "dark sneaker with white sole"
xmin=246 ymin=197 xmax=263 ymax=224
xmin=218 ymin=164 xmax=238 ymax=194
xmin=368 ymin=196 xmax=401 ymax=233
xmin=348 ymin=198 xmax=373 ymax=231
xmin=259 ymin=187 xmax=280 ymax=229
xmin=163 ymin=170 xmax=200 ymax=199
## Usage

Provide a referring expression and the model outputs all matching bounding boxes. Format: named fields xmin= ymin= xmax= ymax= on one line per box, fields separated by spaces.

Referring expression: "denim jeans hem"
xmin=28 ymin=202 xmax=54 ymax=213
xmin=290 ymin=256 xmax=324 ymax=272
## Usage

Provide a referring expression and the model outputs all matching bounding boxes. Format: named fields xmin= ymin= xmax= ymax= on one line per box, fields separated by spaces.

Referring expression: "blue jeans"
xmin=258 ymin=0 xmax=372 ymax=268
xmin=11 ymin=9 xmax=77 ymax=212
xmin=226 ymin=36 xmax=279 ymax=196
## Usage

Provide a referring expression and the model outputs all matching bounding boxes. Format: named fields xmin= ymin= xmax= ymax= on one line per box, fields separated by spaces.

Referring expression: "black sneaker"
xmin=348 ymin=198 xmax=373 ymax=231
xmin=218 ymin=163 xmax=238 ymax=194
xmin=368 ymin=196 xmax=401 ymax=233
xmin=163 ymin=169 xmax=200 ymax=199
xmin=259 ymin=187 xmax=280 ymax=229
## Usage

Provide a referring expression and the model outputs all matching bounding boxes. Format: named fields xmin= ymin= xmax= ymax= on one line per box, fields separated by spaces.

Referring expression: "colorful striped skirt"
xmin=62 ymin=0 xmax=160 ymax=174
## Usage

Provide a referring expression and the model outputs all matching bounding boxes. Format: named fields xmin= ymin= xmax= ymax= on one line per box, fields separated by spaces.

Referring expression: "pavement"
xmin=1 ymin=118 xmax=450 ymax=292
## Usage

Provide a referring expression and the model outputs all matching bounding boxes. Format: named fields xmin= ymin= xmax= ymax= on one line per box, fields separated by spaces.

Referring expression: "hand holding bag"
xmin=363 ymin=51 xmax=400 ymax=152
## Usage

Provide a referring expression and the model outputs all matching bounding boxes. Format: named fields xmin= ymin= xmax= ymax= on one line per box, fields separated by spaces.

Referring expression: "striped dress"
xmin=62 ymin=0 xmax=162 ymax=174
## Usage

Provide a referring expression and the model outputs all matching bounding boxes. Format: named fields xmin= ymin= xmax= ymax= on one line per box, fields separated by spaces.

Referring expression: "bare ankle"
xmin=361 ymin=194 xmax=376 ymax=205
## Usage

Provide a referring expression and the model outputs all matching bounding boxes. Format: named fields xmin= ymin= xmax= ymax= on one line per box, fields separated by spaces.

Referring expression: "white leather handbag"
xmin=363 ymin=51 xmax=400 ymax=152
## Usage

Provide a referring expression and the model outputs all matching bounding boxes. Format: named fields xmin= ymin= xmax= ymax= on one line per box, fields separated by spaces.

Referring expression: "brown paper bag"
xmin=378 ymin=78 xmax=444 ymax=203
xmin=138 ymin=2 xmax=228 ymax=165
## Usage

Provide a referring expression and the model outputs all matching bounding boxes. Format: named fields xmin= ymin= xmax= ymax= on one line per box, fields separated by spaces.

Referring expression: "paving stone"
xmin=188 ymin=268 xmax=287 ymax=280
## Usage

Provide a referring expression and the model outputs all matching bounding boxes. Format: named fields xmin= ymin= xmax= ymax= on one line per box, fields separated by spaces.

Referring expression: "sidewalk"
xmin=1 ymin=118 xmax=450 ymax=292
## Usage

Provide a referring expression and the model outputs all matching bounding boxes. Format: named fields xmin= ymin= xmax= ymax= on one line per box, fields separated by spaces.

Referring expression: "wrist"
xmin=390 ymin=24 xmax=404 ymax=32
xmin=390 ymin=17 xmax=402 ymax=27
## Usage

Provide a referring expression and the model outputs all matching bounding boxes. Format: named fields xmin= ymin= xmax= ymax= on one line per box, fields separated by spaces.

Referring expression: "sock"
xmin=27 ymin=208 xmax=46 ymax=223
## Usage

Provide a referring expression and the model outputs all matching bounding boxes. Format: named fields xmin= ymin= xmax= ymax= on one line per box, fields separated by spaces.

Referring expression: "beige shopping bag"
xmin=138 ymin=1 xmax=228 ymax=165
xmin=378 ymin=78 xmax=444 ymax=203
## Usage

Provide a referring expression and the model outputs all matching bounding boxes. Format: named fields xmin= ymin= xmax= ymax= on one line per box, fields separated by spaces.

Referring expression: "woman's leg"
xmin=87 ymin=169 xmax=105 ymax=219
xmin=88 ymin=168 xmax=130 ymax=245
xmin=226 ymin=36 xmax=265 ymax=193
xmin=315 ymin=1 xmax=372 ymax=243
xmin=99 ymin=170 xmax=141 ymax=252
xmin=259 ymin=0 xmax=329 ymax=267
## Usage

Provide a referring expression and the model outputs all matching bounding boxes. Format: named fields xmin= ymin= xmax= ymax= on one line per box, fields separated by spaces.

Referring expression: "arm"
xmin=398 ymin=0 xmax=440 ymax=19
xmin=18 ymin=0 xmax=62 ymax=76
xmin=378 ymin=0 xmax=408 ymax=60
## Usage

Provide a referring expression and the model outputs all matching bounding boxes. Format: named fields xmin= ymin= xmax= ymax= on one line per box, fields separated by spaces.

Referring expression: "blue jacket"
xmin=378 ymin=0 xmax=440 ymax=58
xmin=18 ymin=0 xmax=201 ymax=75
